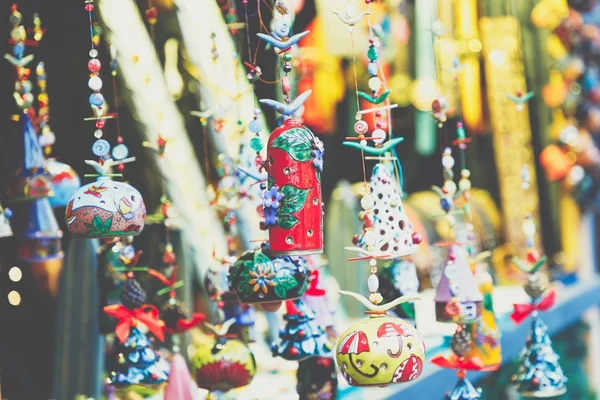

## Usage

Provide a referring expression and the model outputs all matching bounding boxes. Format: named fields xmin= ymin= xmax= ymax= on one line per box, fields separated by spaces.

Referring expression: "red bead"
xmin=145 ymin=7 xmax=158 ymax=23
xmin=151 ymin=373 xmax=158 ymax=381
xmin=126 ymin=272 xmax=134 ymax=279
xmin=85 ymin=3 xmax=94 ymax=12
xmin=157 ymin=136 xmax=167 ymax=147
xmin=95 ymin=119 xmax=105 ymax=129
xmin=457 ymin=370 xmax=466 ymax=379
xmin=412 ymin=232 xmax=422 ymax=244
xmin=432 ymin=99 xmax=442 ymax=112
xmin=217 ymin=301 xmax=224 ymax=308
xmin=88 ymin=58 xmax=101 ymax=73
xmin=297 ymin=330 xmax=306 ymax=338
xmin=162 ymin=250 xmax=176 ymax=265
xmin=11 ymin=4 xmax=18 ymax=12
xmin=527 ymin=249 xmax=540 ymax=263
xmin=448 ymin=253 xmax=456 ymax=261
xmin=532 ymin=377 xmax=539 ymax=385
xmin=117 ymin=164 xmax=125 ymax=171
xmin=352 ymin=235 xmax=360 ymax=245
xmin=289 ymin=347 xmax=299 ymax=356
xmin=117 ymin=136 xmax=124 ymax=144
xmin=375 ymin=111 xmax=382 ymax=117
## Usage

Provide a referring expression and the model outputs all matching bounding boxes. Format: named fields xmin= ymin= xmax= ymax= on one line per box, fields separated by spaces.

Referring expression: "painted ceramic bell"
xmin=335 ymin=292 xmax=425 ymax=387
xmin=12 ymin=197 xmax=63 ymax=262
xmin=354 ymin=163 xmax=421 ymax=258
xmin=228 ymin=243 xmax=309 ymax=311
xmin=46 ymin=158 xmax=81 ymax=208
xmin=271 ymin=299 xmax=333 ymax=361
xmin=435 ymin=245 xmax=483 ymax=324
xmin=263 ymin=117 xmax=324 ymax=256
xmin=66 ymin=159 xmax=146 ymax=238
xmin=9 ymin=114 xmax=53 ymax=202
xmin=191 ymin=320 xmax=256 ymax=393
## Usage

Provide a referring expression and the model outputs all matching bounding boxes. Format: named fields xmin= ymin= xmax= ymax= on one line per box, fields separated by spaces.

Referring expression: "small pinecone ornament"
xmin=451 ymin=327 xmax=472 ymax=357
xmin=523 ymin=272 xmax=548 ymax=299
xmin=161 ymin=300 xmax=189 ymax=331
xmin=121 ymin=278 xmax=146 ymax=309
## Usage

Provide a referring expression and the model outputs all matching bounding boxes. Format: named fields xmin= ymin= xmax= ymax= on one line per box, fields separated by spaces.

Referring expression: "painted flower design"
xmin=313 ymin=137 xmax=324 ymax=152
xmin=248 ymin=264 xmax=277 ymax=294
xmin=262 ymin=186 xmax=284 ymax=208
xmin=264 ymin=206 xmax=278 ymax=226
xmin=312 ymin=137 xmax=324 ymax=172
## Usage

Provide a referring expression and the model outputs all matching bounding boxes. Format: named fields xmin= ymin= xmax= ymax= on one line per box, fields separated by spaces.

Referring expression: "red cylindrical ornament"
xmin=265 ymin=118 xmax=323 ymax=256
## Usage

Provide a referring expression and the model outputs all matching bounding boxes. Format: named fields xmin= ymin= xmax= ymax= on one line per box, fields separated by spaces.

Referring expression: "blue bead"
xmin=13 ymin=43 xmax=25 ymax=57
xmin=112 ymin=144 xmax=129 ymax=160
xmin=92 ymin=139 xmax=110 ymax=156
xmin=3 ymin=208 xmax=12 ymax=219
xmin=440 ymin=198 xmax=452 ymax=212
xmin=367 ymin=62 xmax=378 ymax=76
xmin=248 ymin=119 xmax=263 ymax=133
xmin=89 ymin=93 xmax=105 ymax=107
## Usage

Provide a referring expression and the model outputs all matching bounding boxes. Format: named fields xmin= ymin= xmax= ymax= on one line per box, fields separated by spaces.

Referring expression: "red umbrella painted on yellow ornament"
xmin=338 ymin=331 xmax=379 ymax=378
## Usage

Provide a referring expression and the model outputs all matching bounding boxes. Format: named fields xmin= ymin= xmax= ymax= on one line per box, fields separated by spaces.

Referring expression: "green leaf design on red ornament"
xmin=271 ymin=128 xmax=315 ymax=162
xmin=277 ymin=213 xmax=299 ymax=229
xmin=276 ymin=184 xmax=309 ymax=229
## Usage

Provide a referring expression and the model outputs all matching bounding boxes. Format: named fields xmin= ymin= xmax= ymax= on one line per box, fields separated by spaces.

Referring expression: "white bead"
xmin=441 ymin=155 xmax=455 ymax=169
xmin=369 ymin=259 xmax=377 ymax=267
xmin=458 ymin=178 xmax=471 ymax=191
xmin=446 ymin=215 xmax=455 ymax=226
xmin=522 ymin=220 xmax=536 ymax=236
xmin=368 ymin=274 xmax=379 ymax=292
xmin=360 ymin=139 xmax=368 ymax=147
xmin=444 ymin=180 xmax=457 ymax=196
xmin=371 ymin=128 xmax=386 ymax=144
xmin=368 ymin=77 xmax=382 ymax=91
xmin=88 ymin=76 xmax=103 ymax=91
xmin=360 ymin=195 xmax=375 ymax=210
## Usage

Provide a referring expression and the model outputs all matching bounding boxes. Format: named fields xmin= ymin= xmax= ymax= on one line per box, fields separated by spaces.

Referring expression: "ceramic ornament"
xmin=46 ymin=158 xmax=81 ymax=208
xmin=377 ymin=259 xmax=419 ymax=321
xmin=228 ymin=242 xmax=309 ymax=312
xmin=191 ymin=319 xmax=256 ymax=393
xmin=12 ymin=197 xmax=63 ymax=262
xmin=0 ymin=203 xmax=13 ymax=239
xmin=512 ymin=316 xmax=567 ymax=397
xmin=297 ymin=356 xmax=338 ymax=400
xmin=301 ymin=270 xmax=335 ymax=333
xmin=271 ymin=299 xmax=333 ymax=361
xmin=256 ymin=19 xmax=323 ymax=256
xmin=335 ymin=292 xmax=425 ymax=388
xmin=66 ymin=159 xmax=146 ymax=238
xmin=9 ymin=114 xmax=53 ymax=203
xmin=434 ymin=245 xmax=483 ymax=324
xmin=351 ymin=164 xmax=421 ymax=259
xmin=465 ymin=253 xmax=502 ymax=371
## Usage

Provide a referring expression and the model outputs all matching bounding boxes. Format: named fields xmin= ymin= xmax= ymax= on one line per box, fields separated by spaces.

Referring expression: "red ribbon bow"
xmin=166 ymin=313 xmax=205 ymax=334
xmin=510 ymin=289 xmax=556 ymax=325
xmin=104 ymin=304 xmax=165 ymax=343
xmin=431 ymin=354 xmax=484 ymax=371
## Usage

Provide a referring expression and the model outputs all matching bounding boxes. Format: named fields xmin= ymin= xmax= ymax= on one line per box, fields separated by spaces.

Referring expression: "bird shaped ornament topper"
xmin=256 ymin=13 xmax=323 ymax=256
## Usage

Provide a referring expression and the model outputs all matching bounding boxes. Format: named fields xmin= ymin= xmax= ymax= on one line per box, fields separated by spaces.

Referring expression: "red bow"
xmin=104 ymin=304 xmax=165 ymax=343
xmin=431 ymin=354 xmax=484 ymax=371
xmin=510 ymin=289 xmax=556 ymax=325
xmin=166 ymin=313 xmax=205 ymax=334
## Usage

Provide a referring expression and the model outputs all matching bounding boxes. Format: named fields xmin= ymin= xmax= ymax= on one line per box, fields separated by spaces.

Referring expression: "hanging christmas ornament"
xmin=512 ymin=316 xmax=567 ymax=397
xmin=335 ymin=292 xmax=425 ymax=387
xmin=435 ymin=245 xmax=483 ymax=324
xmin=105 ymin=276 xmax=168 ymax=397
xmin=465 ymin=252 xmax=502 ymax=371
xmin=509 ymin=165 xmax=567 ymax=397
xmin=271 ymin=299 xmax=333 ymax=361
xmin=349 ymin=163 xmax=420 ymax=259
xmin=256 ymin=18 xmax=323 ymax=256
xmin=0 ymin=202 xmax=13 ymax=239
xmin=66 ymin=159 xmax=146 ymax=238
xmin=66 ymin=0 xmax=145 ymax=238
xmin=13 ymin=197 xmax=63 ymax=262
xmin=191 ymin=319 xmax=256 ymax=393
xmin=228 ymin=242 xmax=309 ymax=312
xmin=377 ymin=259 xmax=419 ymax=321
xmin=46 ymin=158 xmax=81 ymax=208
xmin=302 ymin=269 xmax=336 ymax=337
xmin=297 ymin=356 xmax=338 ymax=400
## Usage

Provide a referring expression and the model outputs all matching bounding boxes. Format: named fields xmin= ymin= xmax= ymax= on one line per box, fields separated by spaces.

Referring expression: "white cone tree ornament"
xmin=352 ymin=163 xmax=421 ymax=259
